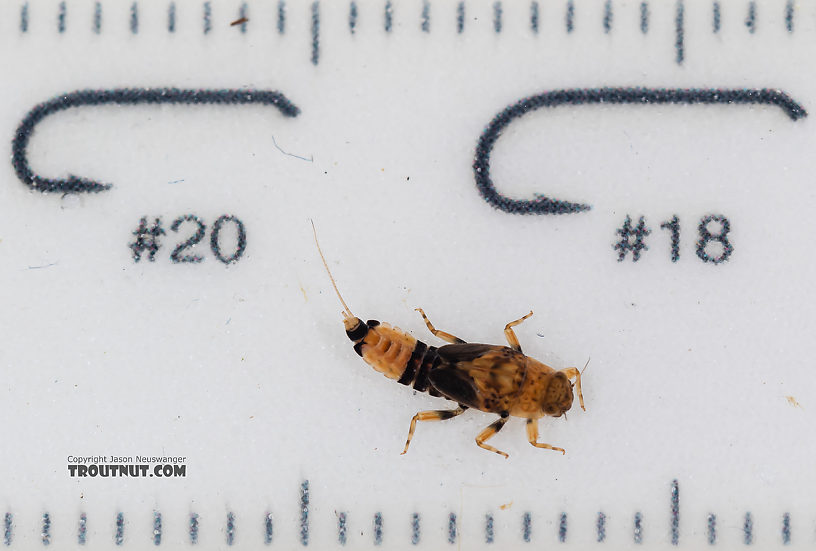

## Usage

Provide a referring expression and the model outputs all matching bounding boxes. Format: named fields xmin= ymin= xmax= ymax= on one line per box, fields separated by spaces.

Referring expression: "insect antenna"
xmin=581 ymin=357 xmax=591 ymax=375
xmin=311 ymin=220 xmax=354 ymax=319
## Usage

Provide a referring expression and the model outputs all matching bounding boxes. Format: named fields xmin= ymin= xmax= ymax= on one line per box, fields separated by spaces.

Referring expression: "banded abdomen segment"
xmin=345 ymin=317 xmax=442 ymax=397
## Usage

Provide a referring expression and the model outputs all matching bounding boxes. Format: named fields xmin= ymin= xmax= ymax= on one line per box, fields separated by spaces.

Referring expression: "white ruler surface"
xmin=0 ymin=0 xmax=814 ymax=549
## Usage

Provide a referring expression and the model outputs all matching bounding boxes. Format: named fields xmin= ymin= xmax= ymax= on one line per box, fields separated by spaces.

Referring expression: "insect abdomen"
xmin=346 ymin=317 xmax=442 ymax=397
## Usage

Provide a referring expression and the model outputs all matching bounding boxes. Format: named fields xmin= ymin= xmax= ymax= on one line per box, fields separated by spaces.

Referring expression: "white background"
xmin=0 ymin=0 xmax=814 ymax=548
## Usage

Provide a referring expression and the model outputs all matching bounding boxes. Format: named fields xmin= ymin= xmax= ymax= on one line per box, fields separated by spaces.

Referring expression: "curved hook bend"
xmin=12 ymin=88 xmax=301 ymax=193
xmin=473 ymin=87 xmax=807 ymax=215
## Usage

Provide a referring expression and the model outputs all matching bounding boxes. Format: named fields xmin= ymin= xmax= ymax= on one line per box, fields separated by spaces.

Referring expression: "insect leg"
xmin=503 ymin=311 xmax=533 ymax=352
xmin=475 ymin=415 xmax=510 ymax=458
xmin=400 ymin=405 xmax=468 ymax=455
xmin=415 ymin=308 xmax=466 ymax=344
xmin=526 ymin=418 xmax=565 ymax=454
xmin=560 ymin=367 xmax=586 ymax=411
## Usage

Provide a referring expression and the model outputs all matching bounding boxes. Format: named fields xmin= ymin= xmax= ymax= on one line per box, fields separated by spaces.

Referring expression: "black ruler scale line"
xmin=226 ymin=511 xmax=236 ymax=546
xmin=310 ymin=1 xmax=319 ymax=65
xmin=14 ymin=1 xmax=801 ymax=64
xmin=530 ymin=1 xmax=539 ymax=34
xmin=633 ymin=511 xmax=643 ymax=544
xmin=203 ymin=0 xmax=211 ymax=34
xmin=130 ymin=1 xmax=138 ymax=34
xmin=40 ymin=513 xmax=50 ymax=546
xmin=19 ymin=2 xmax=28 ymax=32
xmin=189 ymin=512 xmax=199 ymax=545
xmin=93 ymin=1 xmax=101 ymax=34
xmin=744 ymin=512 xmax=754 ymax=545
xmin=384 ymin=0 xmax=393 ymax=32
xmin=522 ymin=511 xmax=532 ymax=543
xmin=782 ymin=512 xmax=791 ymax=545
xmin=374 ymin=511 xmax=383 ymax=545
xmin=278 ymin=0 xmax=286 ymax=32
xmin=349 ymin=1 xmax=358 ymax=35
xmin=78 ymin=512 xmax=87 ymax=545
xmin=238 ymin=2 xmax=248 ymax=33
xmin=153 ymin=511 xmax=162 ymax=546
xmin=3 ymin=513 xmax=10 ymax=546
xmin=559 ymin=512 xmax=567 ymax=542
xmin=337 ymin=511 xmax=347 ymax=545
xmin=640 ymin=1 xmax=649 ymax=34
xmin=597 ymin=511 xmax=606 ymax=542
xmin=266 ymin=512 xmax=274 ymax=545
xmin=746 ymin=0 xmax=757 ymax=34
xmin=671 ymin=478 xmax=679 ymax=545
xmin=300 ymin=480 xmax=309 ymax=546
xmin=57 ymin=0 xmax=65 ymax=33
xmin=114 ymin=511 xmax=124 ymax=545
xmin=713 ymin=0 xmax=721 ymax=33
xmin=675 ymin=0 xmax=685 ymax=65
xmin=167 ymin=1 xmax=176 ymax=33
xmin=0 ymin=480 xmax=801 ymax=545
